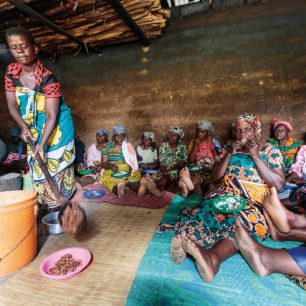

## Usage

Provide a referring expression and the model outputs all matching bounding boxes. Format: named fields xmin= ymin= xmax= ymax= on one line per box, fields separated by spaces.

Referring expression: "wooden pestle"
xmin=26 ymin=137 xmax=86 ymax=234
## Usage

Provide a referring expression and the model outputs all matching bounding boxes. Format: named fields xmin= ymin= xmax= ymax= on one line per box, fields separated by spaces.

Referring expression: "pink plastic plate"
xmin=40 ymin=247 xmax=92 ymax=280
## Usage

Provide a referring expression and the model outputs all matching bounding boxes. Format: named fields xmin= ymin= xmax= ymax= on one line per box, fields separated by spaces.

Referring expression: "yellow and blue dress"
xmin=5 ymin=60 xmax=76 ymax=207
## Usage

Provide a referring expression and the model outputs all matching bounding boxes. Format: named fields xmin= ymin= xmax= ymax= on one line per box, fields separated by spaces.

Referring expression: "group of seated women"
xmin=74 ymin=113 xmax=306 ymax=290
xmin=153 ymin=113 xmax=305 ymax=290
xmin=77 ymin=120 xmax=222 ymax=199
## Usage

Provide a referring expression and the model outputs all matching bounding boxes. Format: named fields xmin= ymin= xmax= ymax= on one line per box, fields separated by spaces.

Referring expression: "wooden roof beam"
xmin=107 ymin=0 xmax=150 ymax=47
xmin=7 ymin=0 xmax=102 ymax=54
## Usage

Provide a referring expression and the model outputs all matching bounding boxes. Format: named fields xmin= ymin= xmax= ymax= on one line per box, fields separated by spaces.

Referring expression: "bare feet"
xmin=180 ymin=167 xmax=194 ymax=191
xmin=138 ymin=177 xmax=147 ymax=197
xmin=117 ymin=181 xmax=125 ymax=199
xmin=178 ymin=179 xmax=189 ymax=197
xmin=233 ymin=218 xmax=270 ymax=276
xmin=262 ymin=186 xmax=290 ymax=233
xmin=263 ymin=210 xmax=283 ymax=241
xmin=170 ymin=235 xmax=186 ymax=264
xmin=181 ymin=232 xmax=217 ymax=282
xmin=147 ymin=177 xmax=162 ymax=198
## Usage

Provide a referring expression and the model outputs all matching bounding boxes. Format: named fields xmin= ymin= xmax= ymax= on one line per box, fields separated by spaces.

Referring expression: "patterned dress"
xmin=159 ymin=142 xmax=187 ymax=179
xmin=100 ymin=142 xmax=141 ymax=192
xmin=188 ymin=138 xmax=218 ymax=185
xmin=5 ymin=60 xmax=76 ymax=207
xmin=267 ymin=137 xmax=301 ymax=172
xmin=159 ymin=143 xmax=283 ymax=247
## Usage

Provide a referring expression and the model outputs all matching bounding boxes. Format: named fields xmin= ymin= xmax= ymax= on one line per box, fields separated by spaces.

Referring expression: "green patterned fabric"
xmin=126 ymin=195 xmax=306 ymax=306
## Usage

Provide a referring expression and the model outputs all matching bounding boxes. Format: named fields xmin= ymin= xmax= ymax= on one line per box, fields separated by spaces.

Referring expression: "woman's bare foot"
xmin=180 ymin=167 xmax=194 ymax=191
xmin=117 ymin=181 xmax=126 ymax=199
xmin=262 ymin=186 xmax=290 ymax=233
xmin=181 ymin=232 xmax=217 ymax=282
xmin=170 ymin=235 xmax=186 ymax=264
xmin=233 ymin=218 xmax=270 ymax=276
xmin=178 ymin=179 xmax=189 ymax=197
xmin=138 ymin=177 xmax=147 ymax=197
xmin=147 ymin=179 xmax=162 ymax=198
xmin=263 ymin=210 xmax=284 ymax=241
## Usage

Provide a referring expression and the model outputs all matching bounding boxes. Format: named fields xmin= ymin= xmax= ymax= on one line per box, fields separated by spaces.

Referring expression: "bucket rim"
xmin=0 ymin=190 xmax=37 ymax=208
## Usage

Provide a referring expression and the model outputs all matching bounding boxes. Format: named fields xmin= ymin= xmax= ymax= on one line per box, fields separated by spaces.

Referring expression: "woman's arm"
xmin=248 ymin=141 xmax=284 ymax=190
xmin=188 ymin=139 xmax=199 ymax=164
xmin=6 ymin=91 xmax=32 ymax=140
xmin=34 ymin=97 xmax=59 ymax=158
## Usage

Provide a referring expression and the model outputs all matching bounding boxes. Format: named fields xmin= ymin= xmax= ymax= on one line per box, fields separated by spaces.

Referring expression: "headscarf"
xmin=143 ymin=131 xmax=154 ymax=140
xmin=9 ymin=127 xmax=20 ymax=137
xmin=96 ymin=128 xmax=109 ymax=138
xmin=197 ymin=120 xmax=213 ymax=131
xmin=273 ymin=119 xmax=293 ymax=132
xmin=113 ymin=124 xmax=126 ymax=135
xmin=232 ymin=113 xmax=261 ymax=140
xmin=170 ymin=126 xmax=184 ymax=139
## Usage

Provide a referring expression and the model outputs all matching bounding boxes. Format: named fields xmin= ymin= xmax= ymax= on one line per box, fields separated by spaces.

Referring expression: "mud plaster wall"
xmin=0 ymin=0 xmax=305 ymax=148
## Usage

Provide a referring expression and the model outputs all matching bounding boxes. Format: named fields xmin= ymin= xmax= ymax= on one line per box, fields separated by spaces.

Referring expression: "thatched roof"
xmin=0 ymin=0 xmax=170 ymax=55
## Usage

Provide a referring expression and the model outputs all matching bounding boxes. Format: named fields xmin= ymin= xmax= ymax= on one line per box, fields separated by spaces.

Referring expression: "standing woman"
xmin=5 ymin=27 xmax=76 ymax=209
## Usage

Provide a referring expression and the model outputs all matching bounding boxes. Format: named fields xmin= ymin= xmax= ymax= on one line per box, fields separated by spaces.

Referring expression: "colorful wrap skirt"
xmin=158 ymin=175 xmax=270 ymax=248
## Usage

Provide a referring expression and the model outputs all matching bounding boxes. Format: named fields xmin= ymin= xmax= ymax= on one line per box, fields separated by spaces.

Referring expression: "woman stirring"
xmin=5 ymin=27 xmax=76 ymax=209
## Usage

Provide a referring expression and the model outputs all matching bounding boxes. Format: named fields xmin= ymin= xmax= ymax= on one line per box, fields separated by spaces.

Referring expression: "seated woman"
xmin=267 ymin=119 xmax=301 ymax=173
xmin=86 ymin=128 xmax=109 ymax=174
xmin=136 ymin=131 xmax=161 ymax=197
xmin=100 ymin=124 xmax=141 ymax=199
xmin=161 ymin=113 xmax=284 ymax=283
xmin=286 ymin=144 xmax=306 ymax=204
xmin=233 ymin=218 xmax=306 ymax=291
xmin=74 ymin=136 xmax=86 ymax=173
xmin=158 ymin=126 xmax=187 ymax=191
xmin=136 ymin=131 xmax=159 ymax=171
xmin=182 ymin=120 xmax=220 ymax=197
xmin=2 ymin=126 xmax=28 ymax=172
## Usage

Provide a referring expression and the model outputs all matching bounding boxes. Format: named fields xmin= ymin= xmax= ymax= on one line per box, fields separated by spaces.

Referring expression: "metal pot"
xmin=41 ymin=211 xmax=63 ymax=235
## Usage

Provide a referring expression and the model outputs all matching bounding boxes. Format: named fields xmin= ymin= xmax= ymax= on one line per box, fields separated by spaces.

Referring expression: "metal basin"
xmin=42 ymin=211 xmax=63 ymax=235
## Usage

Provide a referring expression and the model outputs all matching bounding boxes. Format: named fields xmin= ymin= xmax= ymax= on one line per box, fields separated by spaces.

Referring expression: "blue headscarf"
xmin=113 ymin=124 xmax=126 ymax=135
xmin=96 ymin=128 xmax=109 ymax=138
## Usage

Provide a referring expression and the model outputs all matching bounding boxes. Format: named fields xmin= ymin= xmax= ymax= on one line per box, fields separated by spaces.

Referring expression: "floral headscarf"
xmin=170 ymin=126 xmax=184 ymax=139
xmin=143 ymin=131 xmax=155 ymax=140
xmin=232 ymin=113 xmax=261 ymax=140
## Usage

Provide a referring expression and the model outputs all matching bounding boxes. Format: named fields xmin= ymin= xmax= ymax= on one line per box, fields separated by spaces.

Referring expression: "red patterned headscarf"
xmin=273 ymin=119 xmax=293 ymax=132
xmin=232 ymin=113 xmax=262 ymax=140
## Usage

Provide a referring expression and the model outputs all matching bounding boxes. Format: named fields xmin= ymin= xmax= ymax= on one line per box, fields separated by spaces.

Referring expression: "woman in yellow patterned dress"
xmin=5 ymin=27 xmax=76 ymax=208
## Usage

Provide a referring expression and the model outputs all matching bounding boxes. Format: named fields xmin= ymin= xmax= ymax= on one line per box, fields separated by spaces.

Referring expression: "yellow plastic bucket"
xmin=0 ymin=191 xmax=37 ymax=277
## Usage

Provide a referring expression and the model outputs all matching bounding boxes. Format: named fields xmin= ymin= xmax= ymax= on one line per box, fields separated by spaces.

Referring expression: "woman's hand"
xmin=246 ymin=140 xmax=260 ymax=158
xmin=228 ymin=140 xmax=243 ymax=154
xmin=21 ymin=127 xmax=33 ymax=142
xmin=32 ymin=142 xmax=45 ymax=161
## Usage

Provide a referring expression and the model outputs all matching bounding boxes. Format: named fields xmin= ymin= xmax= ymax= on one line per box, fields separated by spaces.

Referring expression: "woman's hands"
xmin=246 ymin=140 xmax=260 ymax=158
xmin=228 ymin=140 xmax=244 ymax=154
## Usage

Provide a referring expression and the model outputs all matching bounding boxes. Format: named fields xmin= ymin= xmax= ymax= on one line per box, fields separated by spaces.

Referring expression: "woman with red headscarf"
xmin=268 ymin=119 xmax=301 ymax=173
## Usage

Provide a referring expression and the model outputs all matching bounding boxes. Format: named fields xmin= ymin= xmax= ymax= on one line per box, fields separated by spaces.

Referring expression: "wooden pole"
xmin=7 ymin=0 xmax=102 ymax=53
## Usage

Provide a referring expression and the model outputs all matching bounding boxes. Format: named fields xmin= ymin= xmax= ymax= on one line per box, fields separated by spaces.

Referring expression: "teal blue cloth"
xmin=126 ymin=194 xmax=306 ymax=306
